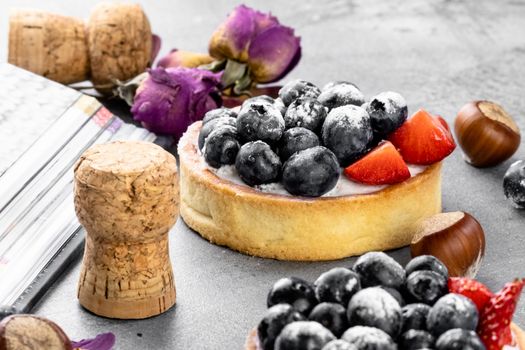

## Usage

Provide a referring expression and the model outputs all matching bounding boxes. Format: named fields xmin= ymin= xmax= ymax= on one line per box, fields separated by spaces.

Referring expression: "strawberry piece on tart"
xmin=389 ymin=109 xmax=456 ymax=165
xmin=344 ymin=141 xmax=410 ymax=185
xmin=478 ymin=278 xmax=525 ymax=350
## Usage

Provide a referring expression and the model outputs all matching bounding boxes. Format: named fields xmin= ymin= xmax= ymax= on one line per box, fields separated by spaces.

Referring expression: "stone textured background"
xmin=1 ymin=0 xmax=524 ymax=348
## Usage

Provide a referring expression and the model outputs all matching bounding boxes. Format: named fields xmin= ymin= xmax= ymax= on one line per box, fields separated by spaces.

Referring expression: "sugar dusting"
xmin=374 ymin=91 xmax=406 ymax=114
xmin=324 ymin=83 xmax=365 ymax=104
xmin=327 ymin=105 xmax=370 ymax=129
xmin=348 ymin=287 xmax=401 ymax=321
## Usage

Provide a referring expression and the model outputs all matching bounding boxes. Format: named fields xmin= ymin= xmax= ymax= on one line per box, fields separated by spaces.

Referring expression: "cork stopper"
xmin=8 ymin=9 xmax=90 ymax=84
xmin=75 ymin=141 xmax=178 ymax=319
xmin=87 ymin=3 xmax=152 ymax=92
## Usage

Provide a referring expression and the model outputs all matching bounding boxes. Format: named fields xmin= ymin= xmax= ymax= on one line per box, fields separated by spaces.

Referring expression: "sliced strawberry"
xmin=435 ymin=114 xmax=451 ymax=132
xmin=344 ymin=141 xmax=410 ymax=185
xmin=388 ymin=109 xmax=456 ymax=165
xmin=448 ymin=277 xmax=493 ymax=312
xmin=478 ymin=278 xmax=525 ymax=350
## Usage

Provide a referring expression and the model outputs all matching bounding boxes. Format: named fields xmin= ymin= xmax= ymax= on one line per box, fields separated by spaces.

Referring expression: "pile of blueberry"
xmin=199 ymin=80 xmax=408 ymax=197
xmin=256 ymin=252 xmax=485 ymax=350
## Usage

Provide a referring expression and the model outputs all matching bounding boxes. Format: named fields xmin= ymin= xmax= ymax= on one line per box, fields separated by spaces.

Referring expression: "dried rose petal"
xmin=151 ymin=34 xmax=162 ymax=64
xmin=72 ymin=332 xmax=115 ymax=350
xmin=157 ymin=49 xmax=214 ymax=69
xmin=131 ymin=67 xmax=222 ymax=137
xmin=248 ymin=26 xmax=301 ymax=83
xmin=208 ymin=5 xmax=300 ymax=83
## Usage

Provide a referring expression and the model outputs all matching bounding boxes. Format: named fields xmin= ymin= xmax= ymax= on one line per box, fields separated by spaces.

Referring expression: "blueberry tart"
xmin=178 ymin=80 xmax=455 ymax=260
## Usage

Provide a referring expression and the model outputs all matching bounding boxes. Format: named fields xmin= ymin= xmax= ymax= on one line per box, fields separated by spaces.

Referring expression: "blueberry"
xmin=245 ymin=95 xmax=275 ymax=105
xmin=365 ymin=92 xmax=408 ymax=137
xmin=318 ymin=82 xmax=365 ymax=110
xmin=235 ymin=141 xmax=281 ymax=186
xmin=314 ymin=267 xmax=361 ymax=306
xmin=258 ymin=304 xmax=305 ymax=350
xmin=435 ymin=329 xmax=485 ymax=350
xmin=309 ymin=302 xmax=349 ymax=337
xmin=244 ymin=95 xmax=287 ymax=116
xmin=427 ymin=294 xmax=479 ymax=337
xmin=279 ymin=80 xmax=321 ymax=106
xmin=322 ymin=81 xmax=357 ymax=91
xmin=198 ymin=116 xmax=236 ymax=150
xmin=347 ymin=287 xmax=402 ymax=338
xmin=279 ymin=127 xmax=320 ymax=161
xmin=503 ymin=160 xmax=525 ymax=208
xmin=404 ymin=270 xmax=448 ymax=305
xmin=284 ymin=97 xmax=327 ymax=131
xmin=341 ymin=326 xmax=397 ymax=350
xmin=0 ymin=305 xmax=19 ymax=321
xmin=236 ymin=100 xmax=285 ymax=144
xmin=401 ymin=303 xmax=431 ymax=332
xmin=202 ymin=107 xmax=237 ymax=125
xmin=399 ymin=329 xmax=435 ymax=350
xmin=275 ymin=321 xmax=336 ymax=350
xmin=405 ymin=255 xmax=449 ymax=280
xmin=322 ymin=340 xmax=357 ymax=350
xmin=267 ymin=277 xmax=318 ymax=315
xmin=380 ymin=286 xmax=405 ymax=307
xmin=353 ymin=252 xmax=406 ymax=289
xmin=274 ymin=98 xmax=288 ymax=117
xmin=203 ymin=126 xmax=240 ymax=168
xmin=321 ymin=105 xmax=373 ymax=166
xmin=282 ymin=146 xmax=340 ymax=197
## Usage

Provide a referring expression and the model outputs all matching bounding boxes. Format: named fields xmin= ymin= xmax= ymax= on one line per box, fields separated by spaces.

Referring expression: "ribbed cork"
xmin=74 ymin=141 xmax=178 ymax=319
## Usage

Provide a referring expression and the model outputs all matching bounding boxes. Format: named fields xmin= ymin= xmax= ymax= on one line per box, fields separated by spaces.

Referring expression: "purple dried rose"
xmin=72 ymin=332 xmax=115 ymax=350
xmin=157 ymin=49 xmax=214 ymax=69
xmin=131 ymin=67 xmax=222 ymax=137
xmin=209 ymin=5 xmax=301 ymax=84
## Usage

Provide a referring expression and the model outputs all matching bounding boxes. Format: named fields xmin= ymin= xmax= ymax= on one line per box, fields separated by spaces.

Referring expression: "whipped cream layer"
xmin=193 ymin=126 xmax=427 ymax=197
xmin=203 ymin=152 xmax=427 ymax=197
xmin=208 ymin=162 xmax=427 ymax=197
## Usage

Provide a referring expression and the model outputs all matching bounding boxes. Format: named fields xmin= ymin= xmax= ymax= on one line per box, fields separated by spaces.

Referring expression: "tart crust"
xmin=244 ymin=324 xmax=525 ymax=350
xmin=178 ymin=122 xmax=442 ymax=261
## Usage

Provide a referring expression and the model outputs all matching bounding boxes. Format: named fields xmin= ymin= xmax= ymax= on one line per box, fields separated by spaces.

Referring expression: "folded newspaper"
xmin=0 ymin=63 xmax=156 ymax=310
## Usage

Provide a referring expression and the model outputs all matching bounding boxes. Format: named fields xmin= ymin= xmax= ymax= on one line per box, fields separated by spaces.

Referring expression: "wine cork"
xmin=8 ymin=9 xmax=90 ymax=84
xmin=74 ymin=141 xmax=178 ymax=319
xmin=87 ymin=3 xmax=153 ymax=92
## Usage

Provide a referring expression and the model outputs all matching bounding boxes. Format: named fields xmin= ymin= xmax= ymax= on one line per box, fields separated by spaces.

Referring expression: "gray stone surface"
xmin=1 ymin=0 xmax=525 ymax=348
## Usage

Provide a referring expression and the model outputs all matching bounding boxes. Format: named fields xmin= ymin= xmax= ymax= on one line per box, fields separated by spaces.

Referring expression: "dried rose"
xmin=72 ymin=332 xmax=115 ymax=350
xmin=208 ymin=5 xmax=300 ymax=89
xmin=131 ymin=67 xmax=222 ymax=137
xmin=151 ymin=34 xmax=162 ymax=63
xmin=157 ymin=49 xmax=214 ymax=69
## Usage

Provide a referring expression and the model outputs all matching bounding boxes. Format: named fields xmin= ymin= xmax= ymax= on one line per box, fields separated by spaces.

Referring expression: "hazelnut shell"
xmin=410 ymin=211 xmax=485 ymax=278
xmin=454 ymin=101 xmax=520 ymax=167
xmin=0 ymin=314 xmax=72 ymax=350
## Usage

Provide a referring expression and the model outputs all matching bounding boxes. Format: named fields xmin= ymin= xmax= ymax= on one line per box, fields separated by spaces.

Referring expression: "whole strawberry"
xmin=448 ymin=277 xmax=494 ymax=312
xmin=478 ymin=278 xmax=525 ymax=350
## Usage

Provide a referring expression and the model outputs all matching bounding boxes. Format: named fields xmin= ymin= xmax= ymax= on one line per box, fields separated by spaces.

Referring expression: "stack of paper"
xmin=0 ymin=63 xmax=156 ymax=308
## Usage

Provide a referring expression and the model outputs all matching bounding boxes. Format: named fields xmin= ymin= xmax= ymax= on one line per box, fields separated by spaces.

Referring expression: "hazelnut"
xmin=454 ymin=101 xmax=520 ymax=167
xmin=410 ymin=211 xmax=485 ymax=278
xmin=0 ymin=314 xmax=72 ymax=350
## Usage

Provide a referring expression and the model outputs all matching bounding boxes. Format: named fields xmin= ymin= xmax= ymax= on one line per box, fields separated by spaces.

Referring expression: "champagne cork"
xmin=87 ymin=3 xmax=153 ymax=91
xmin=8 ymin=9 xmax=90 ymax=84
xmin=74 ymin=141 xmax=178 ymax=319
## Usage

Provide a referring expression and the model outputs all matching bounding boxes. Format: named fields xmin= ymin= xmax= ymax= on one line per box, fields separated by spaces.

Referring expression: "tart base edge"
xmin=178 ymin=122 xmax=442 ymax=261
